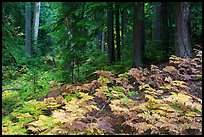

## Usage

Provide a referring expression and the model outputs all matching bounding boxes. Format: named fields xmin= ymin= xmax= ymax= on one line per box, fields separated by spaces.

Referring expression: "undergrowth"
xmin=2 ymin=50 xmax=202 ymax=135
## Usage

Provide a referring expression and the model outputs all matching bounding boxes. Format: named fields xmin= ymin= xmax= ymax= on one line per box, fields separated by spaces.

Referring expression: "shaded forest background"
xmin=3 ymin=2 xmax=202 ymax=87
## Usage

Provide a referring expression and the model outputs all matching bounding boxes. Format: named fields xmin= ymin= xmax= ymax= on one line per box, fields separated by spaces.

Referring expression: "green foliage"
xmin=64 ymin=92 xmax=80 ymax=101
xmin=2 ymin=117 xmax=27 ymax=135
xmin=2 ymin=91 xmax=20 ymax=115
xmin=12 ymin=100 xmax=47 ymax=119
xmin=144 ymin=41 xmax=169 ymax=64
xmin=127 ymin=90 xmax=140 ymax=96
xmin=190 ymin=2 xmax=202 ymax=45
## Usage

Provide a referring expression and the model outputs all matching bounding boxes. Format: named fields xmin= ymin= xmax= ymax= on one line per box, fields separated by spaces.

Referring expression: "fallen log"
xmin=2 ymin=88 xmax=20 ymax=92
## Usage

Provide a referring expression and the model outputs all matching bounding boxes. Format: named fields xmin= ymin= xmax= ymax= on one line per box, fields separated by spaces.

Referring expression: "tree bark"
xmin=25 ymin=2 xmax=31 ymax=56
xmin=51 ymin=54 xmax=56 ymax=68
xmin=141 ymin=3 xmax=145 ymax=58
xmin=161 ymin=2 xmax=169 ymax=52
xmin=116 ymin=3 xmax=121 ymax=61
xmin=175 ymin=2 xmax=192 ymax=58
xmin=133 ymin=2 xmax=144 ymax=68
xmin=107 ymin=2 xmax=115 ymax=65
xmin=152 ymin=2 xmax=161 ymax=42
xmin=65 ymin=15 xmax=75 ymax=83
xmin=121 ymin=9 xmax=127 ymax=49
xmin=66 ymin=16 xmax=72 ymax=39
xmin=33 ymin=2 xmax=41 ymax=57
xmin=96 ymin=30 xmax=102 ymax=49
xmin=95 ymin=11 xmax=102 ymax=50
xmin=101 ymin=31 xmax=105 ymax=54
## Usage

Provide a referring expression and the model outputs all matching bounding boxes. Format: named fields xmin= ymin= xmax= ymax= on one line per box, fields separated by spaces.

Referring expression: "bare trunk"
xmin=25 ymin=2 xmax=31 ymax=56
xmin=95 ymin=12 xmax=102 ymax=49
xmin=51 ymin=55 xmax=56 ymax=68
xmin=175 ymin=2 xmax=192 ymax=58
xmin=97 ymin=30 xmax=102 ymax=47
xmin=33 ymin=2 xmax=41 ymax=57
xmin=66 ymin=16 xmax=75 ymax=83
xmin=152 ymin=2 xmax=161 ymax=42
xmin=141 ymin=4 xmax=145 ymax=57
xmin=66 ymin=16 xmax=72 ymax=39
xmin=101 ymin=31 xmax=105 ymax=54
xmin=116 ymin=3 xmax=121 ymax=61
xmin=161 ymin=2 xmax=169 ymax=52
xmin=107 ymin=3 xmax=115 ymax=65
xmin=121 ymin=9 xmax=127 ymax=49
xmin=133 ymin=2 xmax=143 ymax=68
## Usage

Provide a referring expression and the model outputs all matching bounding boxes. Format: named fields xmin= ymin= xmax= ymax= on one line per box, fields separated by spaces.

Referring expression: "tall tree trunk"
xmin=121 ymin=9 xmax=127 ymax=49
xmin=95 ymin=12 xmax=102 ymax=49
xmin=107 ymin=2 xmax=115 ymax=65
xmin=152 ymin=2 xmax=161 ymax=42
xmin=66 ymin=16 xmax=72 ymax=39
xmin=97 ymin=30 xmax=102 ymax=47
xmin=66 ymin=15 xmax=75 ymax=83
xmin=133 ymin=2 xmax=143 ymax=68
xmin=25 ymin=2 xmax=31 ymax=56
xmin=161 ymin=2 xmax=169 ymax=52
xmin=101 ymin=31 xmax=105 ymax=54
xmin=141 ymin=3 xmax=145 ymax=58
xmin=116 ymin=3 xmax=121 ymax=61
xmin=175 ymin=2 xmax=192 ymax=58
xmin=33 ymin=2 xmax=41 ymax=57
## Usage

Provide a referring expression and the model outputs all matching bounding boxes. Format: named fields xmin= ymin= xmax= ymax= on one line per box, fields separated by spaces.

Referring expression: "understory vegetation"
xmin=2 ymin=49 xmax=202 ymax=135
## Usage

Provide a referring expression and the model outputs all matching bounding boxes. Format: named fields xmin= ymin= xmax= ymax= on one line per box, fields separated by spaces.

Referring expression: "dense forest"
xmin=2 ymin=2 xmax=202 ymax=135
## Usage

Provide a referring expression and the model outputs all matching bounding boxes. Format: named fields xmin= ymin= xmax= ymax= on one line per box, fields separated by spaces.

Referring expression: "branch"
xmin=52 ymin=4 xmax=80 ymax=32
xmin=2 ymin=88 xmax=20 ymax=92
xmin=96 ymin=97 xmax=112 ymax=116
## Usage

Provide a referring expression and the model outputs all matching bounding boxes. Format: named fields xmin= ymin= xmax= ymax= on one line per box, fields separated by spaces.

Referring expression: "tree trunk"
xmin=66 ymin=16 xmax=72 ymax=39
xmin=152 ymin=2 xmax=161 ymax=42
xmin=141 ymin=3 xmax=145 ymax=58
xmin=107 ymin=3 xmax=115 ymax=65
xmin=175 ymin=2 xmax=192 ymax=58
xmin=71 ymin=60 xmax=74 ymax=83
xmin=25 ymin=2 xmax=31 ymax=56
xmin=95 ymin=12 xmax=102 ymax=49
xmin=161 ymin=2 xmax=169 ymax=52
xmin=97 ymin=30 xmax=102 ymax=47
xmin=133 ymin=2 xmax=143 ymax=68
xmin=121 ymin=9 xmax=127 ymax=49
xmin=51 ymin=54 xmax=56 ymax=68
xmin=33 ymin=2 xmax=41 ymax=57
xmin=101 ymin=31 xmax=105 ymax=54
xmin=116 ymin=3 xmax=121 ymax=61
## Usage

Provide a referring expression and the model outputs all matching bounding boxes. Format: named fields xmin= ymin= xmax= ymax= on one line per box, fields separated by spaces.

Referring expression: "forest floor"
xmin=2 ymin=50 xmax=202 ymax=135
